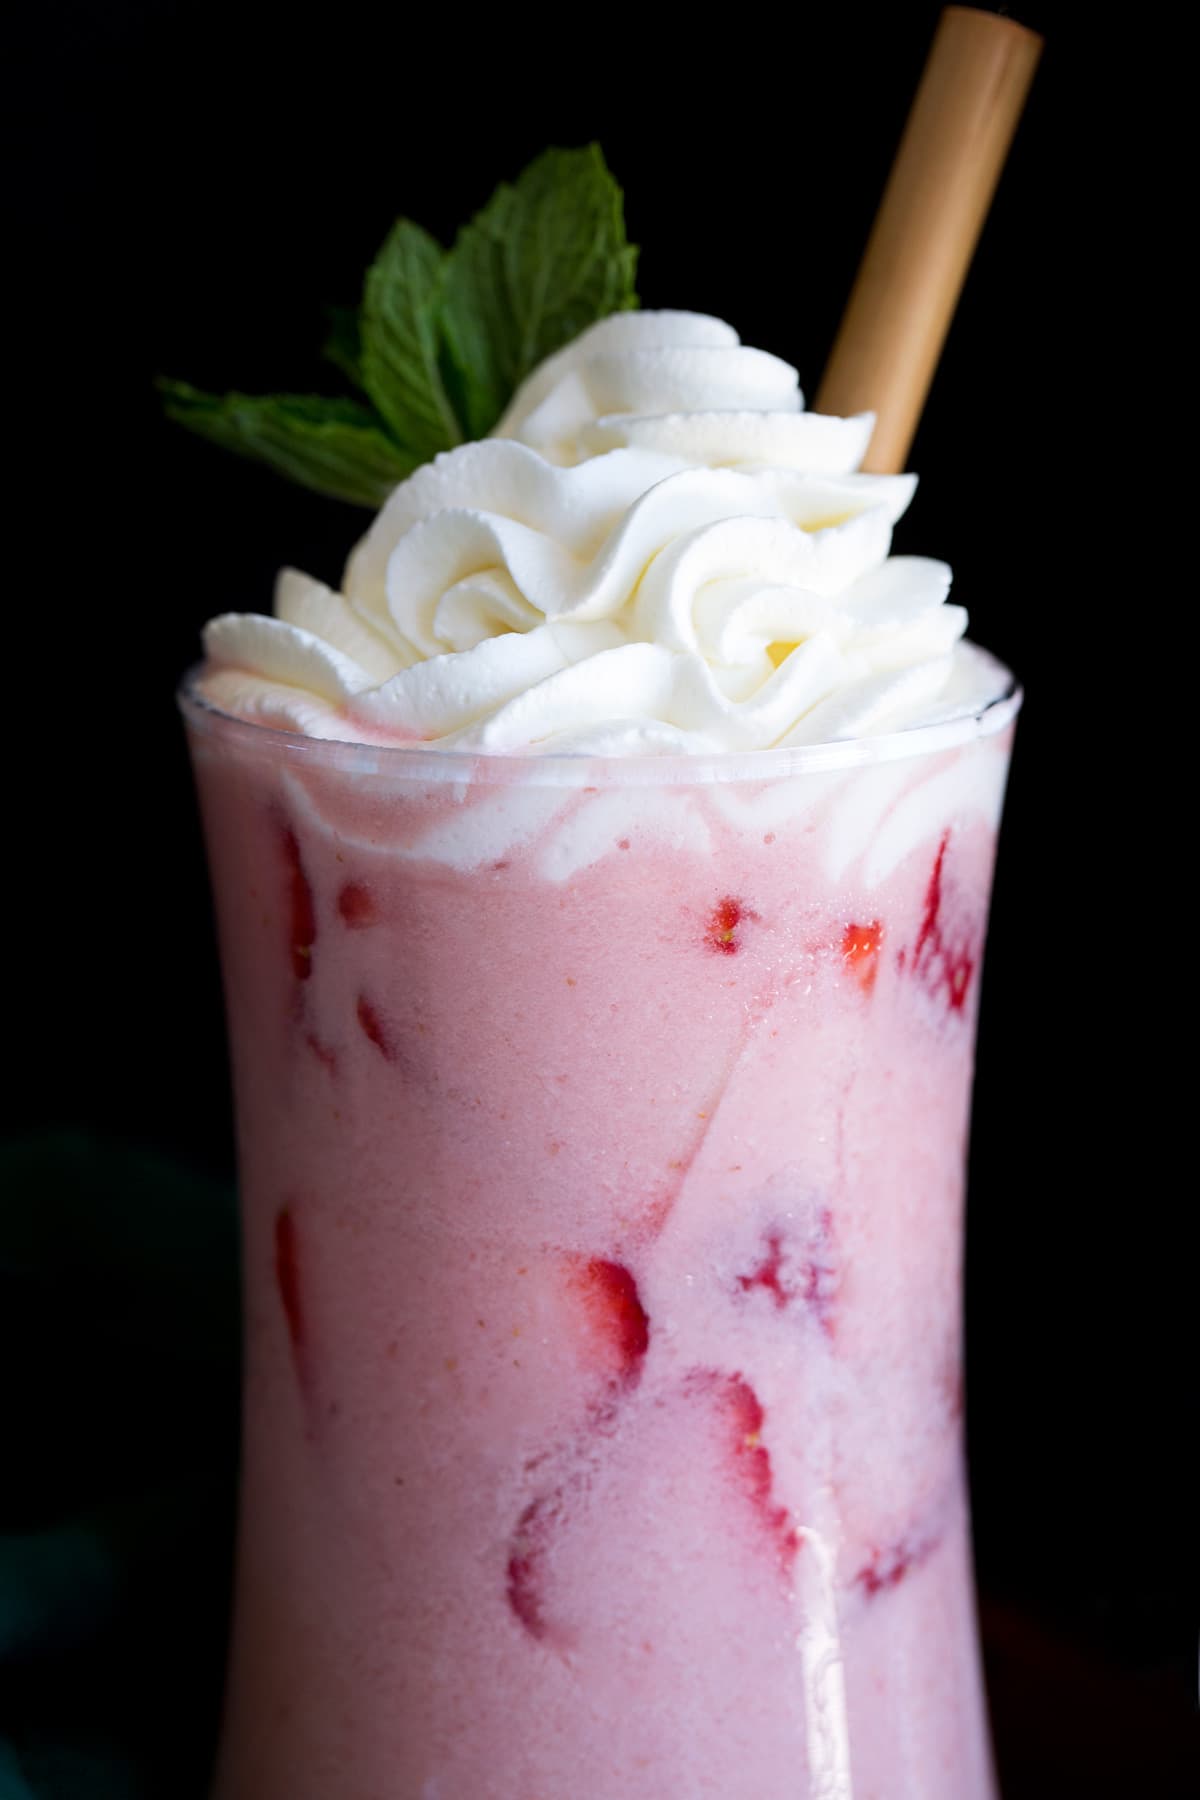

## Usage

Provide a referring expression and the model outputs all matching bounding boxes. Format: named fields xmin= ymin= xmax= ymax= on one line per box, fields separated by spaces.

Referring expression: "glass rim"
xmin=178 ymin=659 xmax=1022 ymax=788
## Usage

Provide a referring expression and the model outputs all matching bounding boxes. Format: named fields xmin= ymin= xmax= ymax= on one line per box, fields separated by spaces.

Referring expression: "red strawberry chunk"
xmin=842 ymin=920 xmax=883 ymax=993
xmin=692 ymin=1371 xmax=799 ymax=1571
xmin=568 ymin=1258 xmax=650 ymax=1387
xmin=304 ymin=1031 xmax=338 ymax=1074
xmin=504 ymin=1259 xmax=649 ymax=1640
xmin=705 ymin=895 xmax=750 ymax=955
xmin=356 ymin=994 xmax=394 ymax=1060
xmin=910 ymin=831 xmax=976 ymax=1014
xmin=735 ymin=1212 xmax=838 ymax=1337
xmin=506 ymin=1492 xmax=561 ymax=1640
xmin=855 ymin=1527 xmax=938 ymax=1598
xmin=914 ymin=834 xmax=948 ymax=965
xmin=737 ymin=1230 xmax=793 ymax=1309
xmin=337 ymin=882 xmax=377 ymax=929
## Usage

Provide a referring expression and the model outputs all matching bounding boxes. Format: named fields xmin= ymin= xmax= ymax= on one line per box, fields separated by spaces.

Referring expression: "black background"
xmin=5 ymin=1 xmax=1195 ymax=1793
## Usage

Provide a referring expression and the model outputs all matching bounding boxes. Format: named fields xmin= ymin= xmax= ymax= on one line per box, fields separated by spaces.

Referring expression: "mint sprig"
xmin=441 ymin=145 xmax=640 ymax=439
xmin=157 ymin=383 xmax=419 ymax=507
xmin=161 ymin=145 xmax=638 ymax=507
xmin=320 ymin=305 xmax=365 ymax=390
xmin=360 ymin=219 xmax=463 ymax=459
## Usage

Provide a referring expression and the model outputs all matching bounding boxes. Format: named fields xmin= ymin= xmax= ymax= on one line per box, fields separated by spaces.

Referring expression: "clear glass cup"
xmin=181 ymin=672 xmax=1019 ymax=1799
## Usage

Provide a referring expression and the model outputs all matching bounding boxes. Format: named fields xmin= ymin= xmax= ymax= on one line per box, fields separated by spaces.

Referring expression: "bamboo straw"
xmin=814 ymin=6 xmax=1043 ymax=474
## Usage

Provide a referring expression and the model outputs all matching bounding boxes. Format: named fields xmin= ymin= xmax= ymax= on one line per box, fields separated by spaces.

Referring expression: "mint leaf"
xmin=360 ymin=220 xmax=462 ymax=458
xmin=161 ymin=144 xmax=640 ymax=501
xmin=321 ymin=305 xmax=365 ymax=389
xmin=441 ymin=144 xmax=638 ymax=438
xmin=158 ymin=381 xmax=417 ymax=507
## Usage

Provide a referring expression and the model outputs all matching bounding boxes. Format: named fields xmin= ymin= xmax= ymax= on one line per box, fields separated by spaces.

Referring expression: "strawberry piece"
xmin=337 ymin=881 xmax=377 ymax=929
xmin=735 ymin=1211 xmax=838 ymax=1336
xmin=842 ymin=920 xmax=883 ymax=993
xmin=304 ymin=1031 xmax=338 ymax=1074
xmin=913 ymin=831 xmax=949 ymax=979
xmin=506 ymin=1491 xmax=562 ymax=1641
xmin=504 ymin=1258 xmax=649 ymax=1639
xmin=909 ymin=831 xmax=976 ymax=1014
xmin=914 ymin=833 xmax=948 ymax=964
xmin=737 ymin=1230 xmax=793 ymax=1310
xmin=274 ymin=1206 xmax=305 ymax=1356
xmin=281 ymin=828 xmax=316 ymax=980
xmin=854 ymin=1527 xmax=938 ymax=1598
xmin=356 ymin=994 xmax=394 ymax=1060
xmin=705 ymin=895 xmax=748 ymax=955
xmin=691 ymin=1370 xmax=798 ymax=1571
xmin=568 ymin=1257 xmax=650 ymax=1388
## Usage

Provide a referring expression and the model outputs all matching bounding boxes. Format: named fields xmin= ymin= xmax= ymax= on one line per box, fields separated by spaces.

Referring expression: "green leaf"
xmin=321 ymin=305 xmax=365 ymax=389
xmin=441 ymin=144 xmax=639 ymax=438
xmin=158 ymin=381 xmax=418 ymax=507
xmin=360 ymin=220 xmax=462 ymax=458
xmin=160 ymin=144 xmax=640 ymax=500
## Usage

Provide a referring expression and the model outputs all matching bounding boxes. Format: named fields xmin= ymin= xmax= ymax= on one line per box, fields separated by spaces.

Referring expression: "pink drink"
xmin=184 ymin=682 xmax=1017 ymax=1799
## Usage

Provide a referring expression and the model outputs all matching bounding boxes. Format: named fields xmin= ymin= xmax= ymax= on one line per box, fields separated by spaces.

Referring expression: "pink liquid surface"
xmin=188 ymin=708 xmax=1013 ymax=1799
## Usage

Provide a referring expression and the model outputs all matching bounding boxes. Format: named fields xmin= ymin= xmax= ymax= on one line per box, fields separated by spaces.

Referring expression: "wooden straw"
xmin=814 ymin=5 xmax=1042 ymax=474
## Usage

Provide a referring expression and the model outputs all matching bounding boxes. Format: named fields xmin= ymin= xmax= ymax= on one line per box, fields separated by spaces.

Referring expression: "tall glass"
xmin=182 ymin=674 xmax=1019 ymax=1799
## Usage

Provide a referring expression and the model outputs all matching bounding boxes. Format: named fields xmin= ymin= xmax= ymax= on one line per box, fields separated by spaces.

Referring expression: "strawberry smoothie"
xmin=184 ymin=688 xmax=1015 ymax=1799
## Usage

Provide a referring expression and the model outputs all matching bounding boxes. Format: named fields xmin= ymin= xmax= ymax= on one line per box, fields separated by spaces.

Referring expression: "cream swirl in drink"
xmin=200 ymin=311 xmax=1004 ymax=754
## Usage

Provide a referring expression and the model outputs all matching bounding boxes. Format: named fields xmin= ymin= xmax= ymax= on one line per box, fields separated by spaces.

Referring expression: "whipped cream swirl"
xmin=200 ymin=311 xmax=1004 ymax=755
